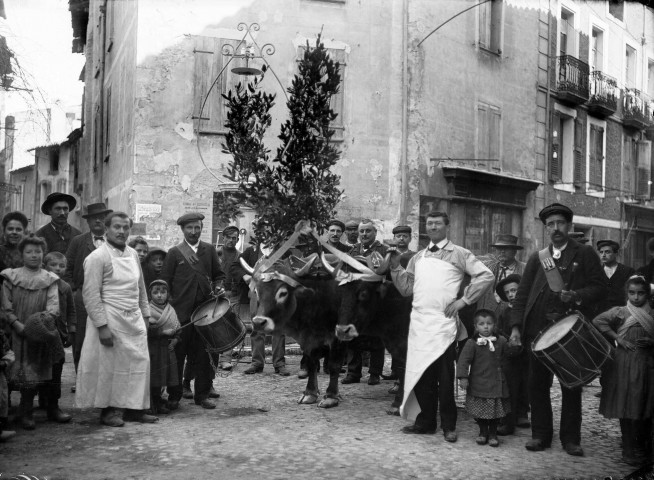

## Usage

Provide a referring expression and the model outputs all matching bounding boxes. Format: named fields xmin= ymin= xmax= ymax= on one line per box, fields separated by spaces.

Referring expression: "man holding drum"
xmin=509 ymin=203 xmax=606 ymax=456
xmin=161 ymin=213 xmax=225 ymax=410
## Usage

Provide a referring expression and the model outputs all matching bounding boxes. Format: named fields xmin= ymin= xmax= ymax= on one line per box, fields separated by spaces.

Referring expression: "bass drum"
xmin=532 ymin=311 xmax=612 ymax=389
xmin=192 ymin=297 xmax=247 ymax=356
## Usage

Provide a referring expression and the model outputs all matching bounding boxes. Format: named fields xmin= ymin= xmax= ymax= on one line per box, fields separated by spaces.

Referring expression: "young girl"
xmin=457 ymin=309 xmax=510 ymax=447
xmin=593 ymin=275 xmax=654 ymax=466
xmin=147 ymin=280 xmax=180 ymax=414
xmin=1 ymin=234 xmax=60 ymax=430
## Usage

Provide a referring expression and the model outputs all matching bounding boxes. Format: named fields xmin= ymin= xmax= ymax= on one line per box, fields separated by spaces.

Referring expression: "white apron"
xmin=400 ymin=255 xmax=466 ymax=421
xmin=75 ymin=248 xmax=150 ymax=410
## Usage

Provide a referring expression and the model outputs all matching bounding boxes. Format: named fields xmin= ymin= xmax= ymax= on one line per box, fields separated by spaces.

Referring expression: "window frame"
xmin=477 ymin=0 xmax=504 ymax=55
xmin=475 ymin=101 xmax=502 ymax=171
xmin=586 ymin=117 xmax=606 ymax=198
xmin=552 ymin=103 xmax=578 ymax=193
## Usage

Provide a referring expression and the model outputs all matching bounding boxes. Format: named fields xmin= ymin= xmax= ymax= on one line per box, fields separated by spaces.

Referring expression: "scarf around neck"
xmin=622 ymin=302 xmax=654 ymax=338
xmin=149 ymin=302 xmax=180 ymax=330
xmin=477 ymin=335 xmax=497 ymax=352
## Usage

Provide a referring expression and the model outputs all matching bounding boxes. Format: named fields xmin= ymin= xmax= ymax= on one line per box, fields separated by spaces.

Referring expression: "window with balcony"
xmin=587 ymin=122 xmax=605 ymax=194
xmin=478 ymin=0 xmax=503 ymax=54
xmin=560 ymin=9 xmax=576 ymax=57
xmin=551 ymin=110 xmax=583 ymax=189
xmin=476 ymin=103 xmax=501 ymax=171
xmin=591 ymin=28 xmax=603 ymax=72
xmin=648 ymin=60 xmax=654 ymax=98
xmin=625 ymin=45 xmax=637 ymax=89
xmin=635 ymin=140 xmax=652 ymax=199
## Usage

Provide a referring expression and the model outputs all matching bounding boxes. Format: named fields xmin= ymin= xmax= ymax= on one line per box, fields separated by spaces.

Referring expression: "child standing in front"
xmin=593 ymin=275 xmax=654 ymax=466
xmin=147 ymin=280 xmax=180 ymax=413
xmin=457 ymin=309 xmax=511 ymax=447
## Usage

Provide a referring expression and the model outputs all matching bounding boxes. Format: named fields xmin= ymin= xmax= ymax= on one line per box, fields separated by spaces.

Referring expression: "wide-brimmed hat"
xmin=489 ymin=234 xmax=523 ymax=250
xmin=41 ymin=192 xmax=77 ymax=215
xmin=496 ymin=274 xmax=522 ymax=302
xmin=82 ymin=202 xmax=113 ymax=219
xmin=538 ymin=203 xmax=573 ymax=224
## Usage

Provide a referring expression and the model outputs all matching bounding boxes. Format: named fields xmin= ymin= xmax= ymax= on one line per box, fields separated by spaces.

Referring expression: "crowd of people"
xmin=0 ymin=193 xmax=653 ymax=469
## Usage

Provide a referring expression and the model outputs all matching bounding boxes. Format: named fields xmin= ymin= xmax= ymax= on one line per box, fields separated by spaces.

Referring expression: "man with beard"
xmin=65 ymin=202 xmax=113 ymax=375
xmin=509 ymin=203 xmax=606 ymax=456
xmin=325 ymin=220 xmax=351 ymax=253
xmin=75 ymin=212 xmax=156 ymax=426
xmin=343 ymin=220 xmax=360 ymax=248
xmin=161 ymin=213 xmax=225 ymax=409
xmin=35 ymin=193 xmax=82 ymax=255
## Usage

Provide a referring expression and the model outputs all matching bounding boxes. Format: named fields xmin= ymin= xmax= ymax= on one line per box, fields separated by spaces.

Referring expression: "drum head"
xmin=533 ymin=314 xmax=578 ymax=351
xmin=191 ymin=298 xmax=231 ymax=326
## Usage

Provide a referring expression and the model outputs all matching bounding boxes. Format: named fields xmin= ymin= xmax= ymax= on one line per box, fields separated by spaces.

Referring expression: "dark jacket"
xmin=637 ymin=259 xmax=654 ymax=285
xmin=64 ymin=232 xmax=98 ymax=290
xmin=230 ymin=245 xmax=263 ymax=305
xmin=457 ymin=336 xmax=510 ymax=399
xmin=349 ymin=240 xmax=388 ymax=257
xmin=510 ymin=239 xmax=606 ymax=339
xmin=35 ymin=222 xmax=82 ymax=255
xmin=600 ymin=262 xmax=635 ymax=313
xmin=327 ymin=241 xmax=352 ymax=254
xmin=160 ymin=241 xmax=224 ymax=323
xmin=56 ymin=279 xmax=77 ymax=342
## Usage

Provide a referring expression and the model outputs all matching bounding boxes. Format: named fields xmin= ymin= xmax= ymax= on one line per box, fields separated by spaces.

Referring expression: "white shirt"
xmin=427 ymin=238 xmax=450 ymax=251
xmin=185 ymin=240 xmax=199 ymax=253
xmin=604 ymin=264 xmax=617 ymax=279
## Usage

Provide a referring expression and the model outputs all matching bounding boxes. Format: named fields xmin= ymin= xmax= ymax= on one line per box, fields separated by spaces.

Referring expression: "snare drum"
xmin=192 ymin=297 xmax=247 ymax=360
xmin=532 ymin=311 xmax=612 ymax=389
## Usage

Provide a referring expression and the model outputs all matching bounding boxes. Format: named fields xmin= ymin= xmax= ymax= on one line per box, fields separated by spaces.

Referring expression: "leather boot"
xmin=47 ymin=401 xmax=72 ymax=423
xmin=20 ymin=392 xmax=36 ymax=430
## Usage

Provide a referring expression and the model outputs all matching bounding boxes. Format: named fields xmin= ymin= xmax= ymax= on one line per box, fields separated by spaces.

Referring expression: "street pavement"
xmin=0 ymin=350 xmax=643 ymax=480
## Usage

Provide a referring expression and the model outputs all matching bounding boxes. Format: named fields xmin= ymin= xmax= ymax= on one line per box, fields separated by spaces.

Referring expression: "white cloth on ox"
xmin=75 ymin=244 xmax=151 ymax=410
xmin=400 ymin=256 xmax=467 ymax=422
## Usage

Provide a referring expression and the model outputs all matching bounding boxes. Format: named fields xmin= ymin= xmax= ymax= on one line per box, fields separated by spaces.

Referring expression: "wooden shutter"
xmin=489 ymin=0 xmax=502 ymax=52
xmin=489 ymin=107 xmax=501 ymax=169
xmin=477 ymin=104 xmax=489 ymax=167
xmin=193 ymin=36 xmax=237 ymax=134
xmin=636 ymin=140 xmax=652 ymax=198
xmin=479 ymin=1 xmax=491 ymax=48
xmin=550 ymin=113 xmax=561 ymax=181
xmin=573 ymin=118 xmax=584 ymax=185
xmin=588 ymin=125 xmax=604 ymax=191
xmin=328 ymin=48 xmax=346 ymax=140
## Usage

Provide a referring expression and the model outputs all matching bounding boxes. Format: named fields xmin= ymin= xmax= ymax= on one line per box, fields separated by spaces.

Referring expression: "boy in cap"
xmin=597 ymin=239 xmax=634 ymax=313
xmin=509 ymin=203 xmax=606 ymax=455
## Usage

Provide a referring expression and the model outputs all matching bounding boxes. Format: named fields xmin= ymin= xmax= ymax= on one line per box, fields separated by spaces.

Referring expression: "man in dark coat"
xmin=161 ymin=213 xmax=225 ymax=409
xmin=597 ymin=239 xmax=634 ymax=313
xmin=64 ymin=202 xmax=113 ymax=375
xmin=509 ymin=203 xmax=606 ymax=457
xmin=325 ymin=219 xmax=351 ymax=253
xmin=217 ymin=226 xmax=241 ymax=371
xmin=35 ymin=192 xmax=82 ymax=255
xmin=231 ymin=239 xmax=289 ymax=376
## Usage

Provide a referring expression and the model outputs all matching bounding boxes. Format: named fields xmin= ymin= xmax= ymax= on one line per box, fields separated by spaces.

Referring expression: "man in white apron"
xmin=389 ymin=211 xmax=493 ymax=442
xmin=76 ymin=212 xmax=156 ymax=427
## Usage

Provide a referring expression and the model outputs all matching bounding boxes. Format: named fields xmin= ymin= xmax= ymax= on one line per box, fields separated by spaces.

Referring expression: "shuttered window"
xmin=193 ymin=36 xmax=238 ymax=134
xmin=573 ymin=118 xmax=584 ymax=185
xmin=588 ymin=124 xmax=604 ymax=191
xmin=479 ymin=0 xmax=503 ymax=54
xmin=477 ymin=103 xmax=501 ymax=170
xmin=636 ymin=140 xmax=652 ymax=198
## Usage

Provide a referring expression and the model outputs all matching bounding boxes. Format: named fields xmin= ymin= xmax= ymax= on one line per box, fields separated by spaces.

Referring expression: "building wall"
xmin=8 ymin=165 xmax=35 ymax=229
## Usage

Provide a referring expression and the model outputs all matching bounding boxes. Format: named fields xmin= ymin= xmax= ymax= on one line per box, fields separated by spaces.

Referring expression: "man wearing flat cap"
xmin=597 ymin=240 xmax=634 ymax=313
xmin=216 ymin=225 xmax=241 ymax=371
xmin=35 ymin=192 xmax=82 ymax=255
xmin=477 ymin=234 xmax=526 ymax=317
xmin=344 ymin=220 xmax=359 ymax=248
xmin=64 ymin=202 xmax=113 ymax=375
xmin=161 ymin=212 xmax=225 ymax=409
xmin=325 ymin=220 xmax=351 ymax=253
xmin=509 ymin=203 xmax=606 ymax=456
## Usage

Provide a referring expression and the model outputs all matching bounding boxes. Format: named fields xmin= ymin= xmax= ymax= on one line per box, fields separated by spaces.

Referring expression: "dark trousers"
xmin=346 ymin=335 xmax=385 ymax=378
xmin=169 ymin=323 xmax=214 ymax=402
xmin=413 ymin=341 xmax=457 ymax=432
xmin=73 ymin=289 xmax=87 ymax=370
xmin=36 ymin=359 xmax=64 ymax=409
xmin=250 ymin=331 xmax=286 ymax=369
xmin=503 ymin=350 xmax=530 ymax=428
xmin=528 ymin=347 xmax=582 ymax=445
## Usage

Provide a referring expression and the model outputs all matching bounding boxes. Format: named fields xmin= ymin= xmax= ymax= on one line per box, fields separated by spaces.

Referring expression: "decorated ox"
xmin=322 ymin=251 xmax=412 ymax=415
xmin=242 ymin=254 xmax=352 ymax=407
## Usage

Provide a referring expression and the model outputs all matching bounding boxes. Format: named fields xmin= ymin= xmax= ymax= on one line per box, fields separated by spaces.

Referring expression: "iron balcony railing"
xmin=589 ymin=71 xmax=618 ymax=111
xmin=624 ymin=88 xmax=654 ymax=128
xmin=557 ymin=55 xmax=590 ymax=101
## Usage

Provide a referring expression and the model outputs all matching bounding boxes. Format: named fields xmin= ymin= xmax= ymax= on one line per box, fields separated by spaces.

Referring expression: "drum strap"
xmin=538 ymin=247 xmax=565 ymax=293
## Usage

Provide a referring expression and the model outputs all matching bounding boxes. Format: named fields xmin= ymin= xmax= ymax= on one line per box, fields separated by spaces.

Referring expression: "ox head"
xmin=243 ymin=253 xmax=317 ymax=334
xmin=320 ymin=251 xmax=389 ymax=341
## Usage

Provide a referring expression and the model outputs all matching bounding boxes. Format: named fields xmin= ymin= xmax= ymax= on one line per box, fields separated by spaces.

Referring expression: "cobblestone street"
xmin=0 ymin=351 xmax=640 ymax=480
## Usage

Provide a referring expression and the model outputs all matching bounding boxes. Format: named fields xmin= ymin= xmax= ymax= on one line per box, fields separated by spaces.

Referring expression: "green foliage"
xmin=219 ymin=34 xmax=342 ymax=247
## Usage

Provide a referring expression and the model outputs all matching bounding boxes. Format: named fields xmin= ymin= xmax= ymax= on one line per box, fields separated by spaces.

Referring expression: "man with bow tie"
xmin=64 ymin=202 xmax=114 ymax=375
xmin=509 ymin=203 xmax=606 ymax=456
xmin=389 ymin=210 xmax=493 ymax=442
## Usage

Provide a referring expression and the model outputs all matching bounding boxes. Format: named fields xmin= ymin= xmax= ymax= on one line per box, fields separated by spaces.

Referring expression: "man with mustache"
xmin=161 ymin=213 xmax=225 ymax=409
xmin=509 ymin=203 xmax=606 ymax=456
xmin=75 ymin=212 xmax=157 ymax=426
xmin=343 ymin=220 xmax=360 ymax=248
xmin=35 ymin=193 xmax=82 ymax=255
xmin=325 ymin=219 xmax=351 ymax=253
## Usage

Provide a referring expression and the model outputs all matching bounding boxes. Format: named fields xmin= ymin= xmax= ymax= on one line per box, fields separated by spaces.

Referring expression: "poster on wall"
xmin=182 ymin=199 xmax=213 ymax=244
xmin=134 ymin=203 xmax=162 ymax=241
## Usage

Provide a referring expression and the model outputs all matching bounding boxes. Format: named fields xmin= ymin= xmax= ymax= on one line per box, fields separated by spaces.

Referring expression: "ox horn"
xmin=373 ymin=252 xmax=392 ymax=275
xmin=320 ymin=251 xmax=336 ymax=276
xmin=239 ymin=257 xmax=255 ymax=275
xmin=292 ymin=253 xmax=318 ymax=277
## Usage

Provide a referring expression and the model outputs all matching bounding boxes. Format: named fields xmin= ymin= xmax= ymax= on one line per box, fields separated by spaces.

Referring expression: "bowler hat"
xmin=177 ymin=212 xmax=205 ymax=226
xmin=41 ymin=192 xmax=77 ymax=215
xmin=489 ymin=234 xmax=523 ymax=250
xmin=495 ymin=274 xmax=522 ymax=303
xmin=538 ymin=203 xmax=573 ymax=224
xmin=82 ymin=202 xmax=113 ymax=219
xmin=597 ymin=239 xmax=620 ymax=251
xmin=392 ymin=225 xmax=412 ymax=235
xmin=327 ymin=219 xmax=346 ymax=231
